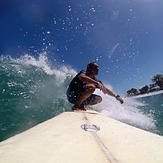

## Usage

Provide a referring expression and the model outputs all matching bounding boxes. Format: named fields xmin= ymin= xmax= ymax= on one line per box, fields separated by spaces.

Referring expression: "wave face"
xmin=0 ymin=53 xmax=76 ymax=141
xmin=0 ymin=54 xmax=159 ymax=141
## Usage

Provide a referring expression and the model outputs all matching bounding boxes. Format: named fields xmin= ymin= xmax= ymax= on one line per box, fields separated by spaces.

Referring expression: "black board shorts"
xmin=66 ymin=85 xmax=97 ymax=106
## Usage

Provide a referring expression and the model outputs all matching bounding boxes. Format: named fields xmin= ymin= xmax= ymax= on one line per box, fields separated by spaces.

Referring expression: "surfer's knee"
xmin=95 ymin=95 xmax=102 ymax=104
xmin=87 ymin=84 xmax=96 ymax=92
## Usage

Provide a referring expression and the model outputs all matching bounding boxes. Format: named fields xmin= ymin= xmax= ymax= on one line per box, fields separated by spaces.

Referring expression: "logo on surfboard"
xmin=81 ymin=124 xmax=100 ymax=132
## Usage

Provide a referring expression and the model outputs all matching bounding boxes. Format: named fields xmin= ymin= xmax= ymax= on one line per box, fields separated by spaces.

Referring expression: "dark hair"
xmin=86 ymin=62 xmax=98 ymax=72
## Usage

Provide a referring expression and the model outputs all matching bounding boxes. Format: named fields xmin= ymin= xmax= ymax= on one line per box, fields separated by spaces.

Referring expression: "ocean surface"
xmin=0 ymin=54 xmax=163 ymax=142
xmin=135 ymin=92 xmax=163 ymax=136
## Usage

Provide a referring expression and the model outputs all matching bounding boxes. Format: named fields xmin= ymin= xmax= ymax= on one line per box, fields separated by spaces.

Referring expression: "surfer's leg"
xmin=82 ymin=94 xmax=102 ymax=106
xmin=72 ymin=84 xmax=96 ymax=110
xmin=88 ymin=95 xmax=102 ymax=105
xmin=73 ymin=94 xmax=102 ymax=111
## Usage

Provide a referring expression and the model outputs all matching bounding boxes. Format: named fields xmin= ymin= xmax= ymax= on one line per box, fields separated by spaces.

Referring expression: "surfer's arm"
xmin=103 ymin=85 xmax=124 ymax=104
xmin=79 ymin=74 xmax=115 ymax=97
xmin=79 ymin=73 xmax=100 ymax=86
xmin=79 ymin=73 xmax=123 ymax=103
xmin=104 ymin=86 xmax=116 ymax=97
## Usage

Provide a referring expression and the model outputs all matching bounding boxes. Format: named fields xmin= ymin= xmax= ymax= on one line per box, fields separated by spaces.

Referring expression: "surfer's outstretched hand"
xmin=116 ymin=96 xmax=124 ymax=104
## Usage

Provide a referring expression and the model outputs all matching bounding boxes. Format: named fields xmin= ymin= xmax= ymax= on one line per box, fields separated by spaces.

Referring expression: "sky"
xmin=0 ymin=0 xmax=163 ymax=94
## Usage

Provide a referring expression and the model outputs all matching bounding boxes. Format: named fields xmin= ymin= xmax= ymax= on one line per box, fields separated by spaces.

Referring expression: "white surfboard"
xmin=0 ymin=110 xmax=163 ymax=163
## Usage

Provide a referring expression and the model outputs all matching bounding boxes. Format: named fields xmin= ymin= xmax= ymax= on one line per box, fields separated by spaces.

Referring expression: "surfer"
xmin=66 ymin=62 xmax=124 ymax=111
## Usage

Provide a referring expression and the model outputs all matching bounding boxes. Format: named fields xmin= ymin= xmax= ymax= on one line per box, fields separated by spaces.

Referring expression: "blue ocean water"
xmin=0 ymin=54 xmax=162 ymax=142
xmin=136 ymin=93 xmax=163 ymax=136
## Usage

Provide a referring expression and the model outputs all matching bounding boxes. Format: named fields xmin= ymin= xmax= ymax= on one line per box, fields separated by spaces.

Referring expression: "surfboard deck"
xmin=0 ymin=110 xmax=163 ymax=163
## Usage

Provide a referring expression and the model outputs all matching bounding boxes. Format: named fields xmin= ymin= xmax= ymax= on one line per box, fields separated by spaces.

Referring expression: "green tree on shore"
xmin=127 ymin=88 xmax=138 ymax=95
xmin=152 ymin=74 xmax=163 ymax=90
xmin=127 ymin=74 xmax=163 ymax=96
xmin=139 ymin=85 xmax=149 ymax=94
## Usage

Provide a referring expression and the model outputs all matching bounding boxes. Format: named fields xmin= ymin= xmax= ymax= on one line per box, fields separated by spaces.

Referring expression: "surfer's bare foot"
xmin=72 ymin=104 xmax=88 ymax=111
xmin=79 ymin=106 xmax=86 ymax=111
xmin=72 ymin=104 xmax=81 ymax=111
xmin=80 ymin=105 xmax=89 ymax=111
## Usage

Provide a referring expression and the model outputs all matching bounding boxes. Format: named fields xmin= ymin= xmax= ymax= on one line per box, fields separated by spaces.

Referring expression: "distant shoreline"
xmin=131 ymin=90 xmax=163 ymax=99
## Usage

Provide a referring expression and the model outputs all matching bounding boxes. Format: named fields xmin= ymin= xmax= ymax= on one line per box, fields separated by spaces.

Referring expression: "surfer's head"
xmin=86 ymin=62 xmax=99 ymax=76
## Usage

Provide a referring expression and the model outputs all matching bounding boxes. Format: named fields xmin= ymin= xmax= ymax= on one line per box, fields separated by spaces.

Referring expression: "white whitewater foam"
xmin=93 ymin=89 xmax=156 ymax=131
xmin=18 ymin=53 xmax=77 ymax=83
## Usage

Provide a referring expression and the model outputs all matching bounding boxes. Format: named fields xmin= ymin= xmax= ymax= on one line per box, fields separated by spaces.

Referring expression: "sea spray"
xmin=93 ymin=89 xmax=157 ymax=133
